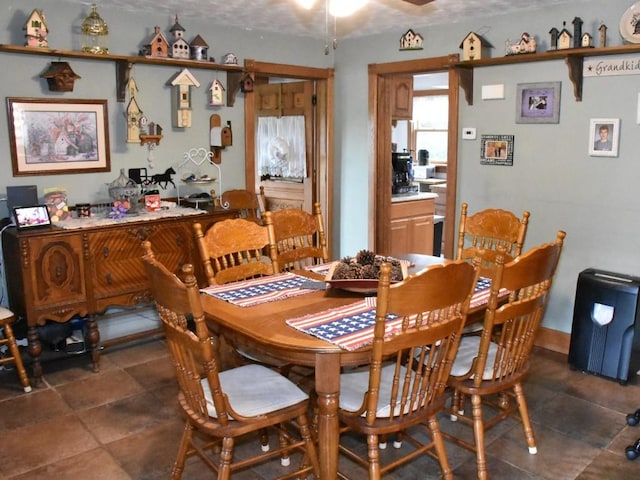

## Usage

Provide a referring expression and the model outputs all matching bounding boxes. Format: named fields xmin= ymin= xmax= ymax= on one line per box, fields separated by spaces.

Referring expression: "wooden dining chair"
xmin=193 ymin=214 xmax=279 ymax=286
xmin=214 ymin=189 xmax=262 ymax=223
xmin=445 ymin=230 xmax=566 ymax=480
xmin=141 ymin=241 xmax=319 ymax=480
xmin=0 ymin=307 xmax=32 ymax=393
xmin=269 ymin=202 xmax=329 ymax=271
xmin=337 ymin=260 xmax=478 ymax=479
xmin=457 ymin=202 xmax=530 ymax=278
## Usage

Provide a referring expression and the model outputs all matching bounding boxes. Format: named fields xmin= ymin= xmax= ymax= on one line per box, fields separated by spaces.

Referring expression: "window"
xmin=413 ymin=94 xmax=448 ymax=164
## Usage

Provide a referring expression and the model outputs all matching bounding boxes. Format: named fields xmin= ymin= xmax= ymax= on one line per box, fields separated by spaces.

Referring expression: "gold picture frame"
xmin=7 ymin=97 xmax=110 ymax=176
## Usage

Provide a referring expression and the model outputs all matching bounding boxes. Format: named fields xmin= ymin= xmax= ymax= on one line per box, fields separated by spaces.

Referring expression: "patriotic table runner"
xmin=286 ymin=277 xmax=507 ymax=351
xmin=200 ymin=272 xmax=316 ymax=307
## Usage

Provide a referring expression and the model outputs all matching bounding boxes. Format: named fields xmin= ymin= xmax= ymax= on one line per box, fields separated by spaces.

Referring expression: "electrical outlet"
xmin=462 ymin=127 xmax=476 ymax=140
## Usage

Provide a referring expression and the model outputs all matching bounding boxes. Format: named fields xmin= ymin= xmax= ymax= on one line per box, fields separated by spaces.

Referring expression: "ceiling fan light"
xmin=329 ymin=0 xmax=368 ymax=17
xmin=295 ymin=0 xmax=317 ymax=9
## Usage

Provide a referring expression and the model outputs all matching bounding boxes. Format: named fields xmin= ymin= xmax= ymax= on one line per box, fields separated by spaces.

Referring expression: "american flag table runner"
xmin=200 ymin=272 xmax=316 ymax=307
xmin=286 ymin=277 xmax=508 ymax=351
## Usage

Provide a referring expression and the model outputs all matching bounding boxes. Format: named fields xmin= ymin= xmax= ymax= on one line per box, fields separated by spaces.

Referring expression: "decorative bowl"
xmin=324 ymin=259 xmax=409 ymax=294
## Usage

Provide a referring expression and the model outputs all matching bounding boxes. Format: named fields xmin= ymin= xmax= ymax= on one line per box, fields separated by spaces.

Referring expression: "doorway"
xmin=243 ymin=61 xmax=334 ymax=258
xmin=369 ymin=55 xmax=461 ymax=258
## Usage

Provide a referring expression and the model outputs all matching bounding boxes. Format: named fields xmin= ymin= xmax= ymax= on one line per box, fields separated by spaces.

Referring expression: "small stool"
xmin=0 ymin=307 xmax=32 ymax=392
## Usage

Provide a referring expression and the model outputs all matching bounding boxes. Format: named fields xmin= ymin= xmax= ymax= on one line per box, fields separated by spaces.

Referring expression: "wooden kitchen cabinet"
xmin=390 ymin=74 xmax=414 ymax=120
xmin=390 ymin=198 xmax=435 ymax=256
xmin=2 ymin=208 xmax=235 ymax=382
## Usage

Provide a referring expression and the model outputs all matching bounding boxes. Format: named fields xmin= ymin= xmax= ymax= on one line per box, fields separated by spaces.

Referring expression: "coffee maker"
xmin=392 ymin=152 xmax=418 ymax=195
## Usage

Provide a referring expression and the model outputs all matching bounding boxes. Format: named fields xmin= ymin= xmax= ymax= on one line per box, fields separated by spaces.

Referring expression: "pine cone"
xmin=355 ymin=249 xmax=376 ymax=266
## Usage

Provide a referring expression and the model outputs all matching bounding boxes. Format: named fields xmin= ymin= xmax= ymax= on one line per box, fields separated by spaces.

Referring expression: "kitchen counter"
xmin=391 ymin=191 xmax=438 ymax=203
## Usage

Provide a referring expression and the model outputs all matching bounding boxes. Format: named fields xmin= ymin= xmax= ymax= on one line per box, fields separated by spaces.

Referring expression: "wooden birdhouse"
xmin=459 ymin=32 xmax=493 ymax=61
xmin=549 ymin=27 xmax=559 ymax=50
xmin=168 ymin=68 xmax=200 ymax=128
xmin=172 ymin=37 xmax=190 ymax=59
xmin=141 ymin=26 xmax=170 ymax=57
xmin=240 ymin=72 xmax=254 ymax=93
xmin=572 ymin=17 xmax=583 ymax=48
xmin=599 ymin=24 xmax=607 ymax=48
xmin=24 ymin=9 xmax=49 ymax=48
xmin=558 ymin=22 xmax=572 ymax=50
xmin=126 ymin=97 xmax=143 ymax=143
xmin=209 ymin=79 xmax=225 ymax=106
xmin=40 ymin=62 xmax=81 ymax=92
xmin=581 ymin=33 xmax=593 ymax=48
xmin=190 ymin=34 xmax=209 ymax=61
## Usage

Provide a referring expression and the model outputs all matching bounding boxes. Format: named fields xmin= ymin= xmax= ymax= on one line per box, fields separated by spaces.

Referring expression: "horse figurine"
xmin=150 ymin=167 xmax=176 ymax=189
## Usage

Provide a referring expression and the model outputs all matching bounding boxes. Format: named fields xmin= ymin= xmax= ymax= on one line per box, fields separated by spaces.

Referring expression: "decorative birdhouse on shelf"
xmin=557 ymin=22 xmax=572 ymax=50
xmin=190 ymin=34 xmax=209 ymax=61
xmin=459 ymin=32 xmax=493 ymax=61
xmin=581 ymin=33 xmax=593 ymax=48
xmin=399 ymin=29 xmax=424 ymax=50
xmin=40 ymin=62 xmax=81 ymax=92
xmin=572 ymin=17 xmax=583 ymax=48
xmin=24 ymin=9 xmax=49 ymax=48
xmin=598 ymin=24 xmax=608 ymax=48
xmin=209 ymin=78 xmax=225 ymax=106
xmin=168 ymin=68 xmax=200 ymax=128
xmin=140 ymin=26 xmax=170 ymax=57
xmin=222 ymin=53 xmax=239 ymax=65
xmin=240 ymin=72 xmax=254 ymax=93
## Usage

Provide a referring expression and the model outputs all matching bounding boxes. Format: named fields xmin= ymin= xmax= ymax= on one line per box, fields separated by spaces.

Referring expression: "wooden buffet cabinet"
xmin=2 ymin=208 xmax=235 ymax=382
xmin=389 ymin=196 xmax=435 ymax=257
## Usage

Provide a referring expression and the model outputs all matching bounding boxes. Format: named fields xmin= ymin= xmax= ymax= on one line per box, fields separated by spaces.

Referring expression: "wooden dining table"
xmin=200 ymin=254 xmax=484 ymax=479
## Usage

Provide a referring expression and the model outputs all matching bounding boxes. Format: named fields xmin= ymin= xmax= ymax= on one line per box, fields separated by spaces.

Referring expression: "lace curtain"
xmin=256 ymin=116 xmax=306 ymax=179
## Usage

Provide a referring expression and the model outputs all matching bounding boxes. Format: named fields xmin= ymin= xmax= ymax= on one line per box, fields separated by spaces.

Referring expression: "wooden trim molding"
xmin=535 ymin=326 xmax=570 ymax=355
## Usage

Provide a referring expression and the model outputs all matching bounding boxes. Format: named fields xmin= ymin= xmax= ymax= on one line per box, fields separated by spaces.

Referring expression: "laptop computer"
xmin=13 ymin=205 xmax=53 ymax=231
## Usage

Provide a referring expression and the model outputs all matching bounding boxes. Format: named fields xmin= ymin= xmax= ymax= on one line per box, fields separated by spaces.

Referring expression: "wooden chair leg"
xmin=219 ymin=437 xmax=235 ymax=480
xmin=172 ymin=422 xmax=193 ymax=480
xmin=2 ymin=321 xmax=32 ymax=393
xmin=367 ymin=434 xmax=382 ymax=480
xmin=514 ymin=383 xmax=537 ymax=454
xmin=471 ymin=394 xmax=488 ymax=480
xmin=427 ymin=416 xmax=454 ymax=480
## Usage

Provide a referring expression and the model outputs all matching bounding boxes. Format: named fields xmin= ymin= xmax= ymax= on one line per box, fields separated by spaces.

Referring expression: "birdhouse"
xmin=168 ymin=68 xmax=200 ymax=128
xmin=172 ymin=37 xmax=190 ymax=59
xmin=221 ymin=121 xmax=233 ymax=147
xmin=598 ymin=24 xmax=608 ymax=48
xmin=459 ymin=32 xmax=493 ymax=61
xmin=24 ymin=9 xmax=49 ymax=48
xmin=126 ymin=97 xmax=143 ymax=143
xmin=209 ymin=79 xmax=225 ymax=106
xmin=572 ymin=17 xmax=583 ymax=48
xmin=240 ymin=72 xmax=254 ymax=93
xmin=581 ymin=33 xmax=593 ymax=48
xmin=141 ymin=26 xmax=170 ymax=57
xmin=549 ymin=27 xmax=559 ymax=50
xmin=399 ymin=29 xmax=424 ymax=50
xmin=222 ymin=53 xmax=238 ymax=65
xmin=190 ymin=34 xmax=209 ymax=61
xmin=557 ymin=27 xmax=572 ymax=50
xmin=40 ymin=62 xmax=81 ymax=92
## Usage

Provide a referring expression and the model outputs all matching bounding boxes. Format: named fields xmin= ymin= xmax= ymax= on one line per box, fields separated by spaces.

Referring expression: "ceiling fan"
xmin=400 ymin=0 xmax=435 ymax=4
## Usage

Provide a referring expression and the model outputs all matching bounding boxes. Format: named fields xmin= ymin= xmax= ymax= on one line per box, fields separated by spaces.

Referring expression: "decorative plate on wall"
xmin=620 ymin=2 xmax=640 ymax=44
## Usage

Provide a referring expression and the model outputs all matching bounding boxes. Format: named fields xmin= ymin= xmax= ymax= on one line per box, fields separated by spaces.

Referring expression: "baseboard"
xmin=535 ymin=326 xmax=570 ymax=355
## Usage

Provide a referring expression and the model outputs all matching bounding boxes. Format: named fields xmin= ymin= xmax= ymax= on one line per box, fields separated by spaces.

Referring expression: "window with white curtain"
xmin=413 ymin=95 xmax=448 ymax=164
xmin=256 ymin=116 xmax=306 ymax=179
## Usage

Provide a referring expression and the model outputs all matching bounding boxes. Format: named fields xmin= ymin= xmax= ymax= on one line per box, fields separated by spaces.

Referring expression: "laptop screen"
xmin=13 ymin=205 xmax=52 ymax=230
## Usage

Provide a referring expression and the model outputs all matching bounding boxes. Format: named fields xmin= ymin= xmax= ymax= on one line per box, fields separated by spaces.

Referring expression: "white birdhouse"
xmin=168 ymin=68 xmax=200 ymax=128
xmin=209 ymin=79 xmax=225 ymax=106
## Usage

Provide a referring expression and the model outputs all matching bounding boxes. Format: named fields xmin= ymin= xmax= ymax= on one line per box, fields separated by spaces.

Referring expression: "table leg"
xmin=86 ymin=315 xmax=101 ymax=372
xmin=27 ymin=325 xmax=42 ymax=385
xmin=314 ymin=353 xmax=341 ymax=480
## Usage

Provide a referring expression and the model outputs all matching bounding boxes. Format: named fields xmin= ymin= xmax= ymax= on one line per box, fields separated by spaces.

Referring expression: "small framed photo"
xmin=516 ymin=82 xmax=561 ymax=124
xmin=6 ymin=97 xmax=110 ymax=176
xmin=480 ymin=134 xmax=514 ymax=166
xmin=588 ymin=118 xmax=619 ymax=157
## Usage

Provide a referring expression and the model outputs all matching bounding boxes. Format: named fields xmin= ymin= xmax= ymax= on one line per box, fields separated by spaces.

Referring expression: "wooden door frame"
xmin=243 ymin=60 xmax=335 ymax=258
xmin=369 ymin=55 xmax=460 ymax=258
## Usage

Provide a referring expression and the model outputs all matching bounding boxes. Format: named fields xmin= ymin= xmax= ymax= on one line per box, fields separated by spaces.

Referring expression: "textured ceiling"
xmin=61 ymin=0 xmax=577 ymax=40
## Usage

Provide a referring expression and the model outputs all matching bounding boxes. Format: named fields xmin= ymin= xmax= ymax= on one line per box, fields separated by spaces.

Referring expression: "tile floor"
xmin=1 ymin=336 xmax=640 ymax=479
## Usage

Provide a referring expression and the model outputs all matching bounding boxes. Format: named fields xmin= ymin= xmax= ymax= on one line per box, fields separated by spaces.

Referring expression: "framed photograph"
xmin=516 ymin=82 xmax=561 ymax=124
xmin=7 ymin=98 xmax=110 ymax=176
xmin=480 ymin=134 xmax=514 ymax=166
xmin=588 ymin=118 xmax=619 ymax=157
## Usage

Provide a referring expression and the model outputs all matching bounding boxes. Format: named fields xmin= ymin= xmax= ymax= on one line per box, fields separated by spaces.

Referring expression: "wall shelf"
xmin=0 ymin=44 xmax=245 ymax=103
xmin=454 ymin=43 xmax=640 ymax=104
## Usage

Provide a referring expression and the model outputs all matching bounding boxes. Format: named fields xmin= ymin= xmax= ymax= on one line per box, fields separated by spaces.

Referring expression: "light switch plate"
xmin=462 ymin=127 xmax=476 ymax=140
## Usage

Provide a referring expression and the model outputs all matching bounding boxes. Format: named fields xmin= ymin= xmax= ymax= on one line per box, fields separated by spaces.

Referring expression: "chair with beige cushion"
xmin=141 ymin=241 xmax=319 ymax=480
xmin=445 ymin=230 xmax=566 ymax=480
xmin=457 ymin=202 xmax=530 ymax=278
xmin=269 ymin=202 xmax=329 ymax=271
xmin=0 ymin=306 xmax=32 ymax=392
xmin=338 ymin=260 xmax=477 ymax=479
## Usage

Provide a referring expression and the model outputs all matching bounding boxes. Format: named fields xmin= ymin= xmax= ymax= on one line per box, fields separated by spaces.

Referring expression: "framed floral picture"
xmin=516 ymin=82 xmax=561 ymax=124
xmin=7 ymin=97 xmax=110 ymax=176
